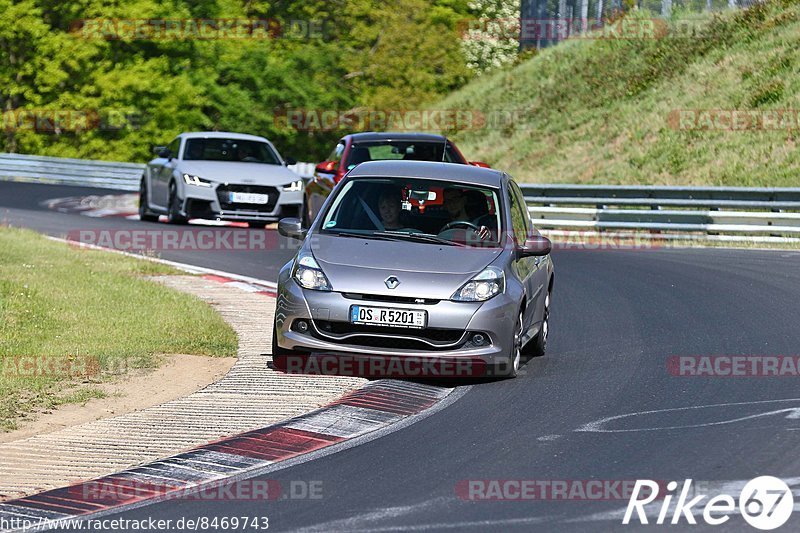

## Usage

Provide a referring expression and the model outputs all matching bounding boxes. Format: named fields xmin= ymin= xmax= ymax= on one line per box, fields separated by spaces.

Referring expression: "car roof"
xmin=347 ymin=132 xmax=449 ymax=142
xmin=180 ymin=131 xmax=270 ymax=143
xmin=347 ymin=160 xmax=506 ymax=187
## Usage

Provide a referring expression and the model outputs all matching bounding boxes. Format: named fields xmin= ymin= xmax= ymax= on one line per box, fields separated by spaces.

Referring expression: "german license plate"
xmin=350 ymin=305 xmax=426 ymax=328
xmin=229 ymin=192 xmax=269 ymax=204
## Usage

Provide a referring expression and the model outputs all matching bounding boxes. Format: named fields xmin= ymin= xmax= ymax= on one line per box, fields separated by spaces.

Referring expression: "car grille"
xmin=342 ymin=293 xmax=440 ymax=305
xmin=312 ymin=321 xmax=467 ymax=350
xmin=216 ymin=184 xmax=279 ymax=213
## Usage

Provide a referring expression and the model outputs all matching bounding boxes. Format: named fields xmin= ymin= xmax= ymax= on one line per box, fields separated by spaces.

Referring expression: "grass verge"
xmin=0 ymin=226 xmax=237 ymax=431
xmin=436 ymin=0 xmax=800 ymax=186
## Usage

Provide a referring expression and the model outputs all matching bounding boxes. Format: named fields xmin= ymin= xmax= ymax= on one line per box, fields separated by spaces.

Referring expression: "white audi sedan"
xmin=139 ymin=131 xmax=303 ymax=228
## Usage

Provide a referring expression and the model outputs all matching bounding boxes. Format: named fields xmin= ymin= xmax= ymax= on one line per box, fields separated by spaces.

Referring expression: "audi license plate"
xmin=350 ymin=305 xmax=426 ymax=328
xmin=229 ymin=192 xmax=270 ymax=204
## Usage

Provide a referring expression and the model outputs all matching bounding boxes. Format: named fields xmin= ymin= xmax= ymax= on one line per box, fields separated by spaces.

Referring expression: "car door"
xmin=152 ymin=137 xmax=181 ymax=208
xmin=507 ymin=179 xmax=544 ymax=331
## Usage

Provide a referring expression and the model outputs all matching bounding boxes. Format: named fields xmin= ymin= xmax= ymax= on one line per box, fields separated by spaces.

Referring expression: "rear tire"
xmin=166 ymin=181 xmax=188 ymax=225
xmin=138 ymin=178 xmax=159 ymax=222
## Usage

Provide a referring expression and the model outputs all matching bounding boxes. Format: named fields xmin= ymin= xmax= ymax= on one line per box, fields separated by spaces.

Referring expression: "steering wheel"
xmin=440 ymin=220 xmax=481 ymax=233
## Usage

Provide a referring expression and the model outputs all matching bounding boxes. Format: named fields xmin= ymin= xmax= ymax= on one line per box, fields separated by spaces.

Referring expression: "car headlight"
xmin=292 ymin=252 xmax=332 ymax=291
xmin=182 ymin=174 xmax=212 ymax=187
xmin=283 ymin=179 xmax=303 ymax=192
xmin=451 ymin=266 xmax=504 ymax=302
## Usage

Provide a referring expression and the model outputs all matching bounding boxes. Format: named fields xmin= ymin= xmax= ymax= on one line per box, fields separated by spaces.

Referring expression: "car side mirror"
xmin=153 ymin=146 xmax=169 ymax=157
xmin=517 ymin=234 xmax=551 ymax=257
xmin=315 ymin=161 xmax=337 ymax=174
xmin=469 ymin=161 xmax=491 ymax=168
xmin=284 ymin=156 xmax=297 ymax=166
xmin=278 ymin=217 xmax=308 ymax=240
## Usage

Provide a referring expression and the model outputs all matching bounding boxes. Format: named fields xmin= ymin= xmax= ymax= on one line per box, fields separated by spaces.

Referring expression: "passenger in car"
xmin=378 ymin=186 xmax=407 ymax=230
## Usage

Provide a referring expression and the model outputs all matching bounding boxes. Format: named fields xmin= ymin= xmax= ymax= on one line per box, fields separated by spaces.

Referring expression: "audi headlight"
xmin=182 ymin=174 xmax=212 ymax=187
xmin=292 ymin=252 xmax=332 ymax=291
xmin=283 ymin=179 xmax=303 ymax=192
xmin=451 ymin=266 xmax=504 ymax=302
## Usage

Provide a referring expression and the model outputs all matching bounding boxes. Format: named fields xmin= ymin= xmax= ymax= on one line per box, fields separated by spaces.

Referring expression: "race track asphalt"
xmin=3 ymin=180 xmax=800 ymax=532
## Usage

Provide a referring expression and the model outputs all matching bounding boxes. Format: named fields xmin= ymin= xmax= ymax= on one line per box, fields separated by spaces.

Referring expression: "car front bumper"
xmin=274 ymin=276 xmax=519 ymax=367
xmin=182 ymin=184 xmax=303 ymax=222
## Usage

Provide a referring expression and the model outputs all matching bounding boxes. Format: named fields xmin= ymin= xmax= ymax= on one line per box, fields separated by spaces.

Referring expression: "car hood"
xmin=177 ymin=161 xmax=298 ymax=185
xmin=310 ymin=233 xmax=502 ymax=299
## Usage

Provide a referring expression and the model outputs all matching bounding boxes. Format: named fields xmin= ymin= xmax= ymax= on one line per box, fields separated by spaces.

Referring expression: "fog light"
xmin=296 ymin=320 xmax=309 ymax=333
xmin=471 ymin=333 xmax=487 ymax=346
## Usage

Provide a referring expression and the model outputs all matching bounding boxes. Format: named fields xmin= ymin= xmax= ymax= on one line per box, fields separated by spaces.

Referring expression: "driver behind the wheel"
xmin=441 ymin=187 xmax=491 ymax=240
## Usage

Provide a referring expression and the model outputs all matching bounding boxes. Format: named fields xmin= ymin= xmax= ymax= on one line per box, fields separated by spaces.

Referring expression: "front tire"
xmin=494 ymin=311 xmax=523 ymax=378
xmin=525 ymin=291 xmax=550 ymax=358
xmin=138 ymin=178 xmax=159 ymax=222
xmin=301 ymin=195 xmax=310 ymax=228
xmin=166 ymin=181 xmax=188 ymax=225
xmin=271 ymin=326 xmax=292 ymax=356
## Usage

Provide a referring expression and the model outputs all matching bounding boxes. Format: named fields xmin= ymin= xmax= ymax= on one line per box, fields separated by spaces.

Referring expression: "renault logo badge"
xmin=385 ymin=276 xmax=400 ymax=289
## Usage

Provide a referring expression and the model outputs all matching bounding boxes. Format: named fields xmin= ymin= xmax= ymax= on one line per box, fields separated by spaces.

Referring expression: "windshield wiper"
xmin=371 ymin=231 xmax=463 ymax=246
xmin=327 ymin=231 xmax=396 ymax=241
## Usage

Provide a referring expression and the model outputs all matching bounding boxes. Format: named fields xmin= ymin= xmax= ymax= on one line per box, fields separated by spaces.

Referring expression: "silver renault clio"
xmin=273 ymin=160 xmax=553 ymax=377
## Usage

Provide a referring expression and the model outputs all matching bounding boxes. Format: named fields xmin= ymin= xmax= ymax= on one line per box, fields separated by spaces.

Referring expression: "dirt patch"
xmin=0 ymin=354 xmax=235 ymax=444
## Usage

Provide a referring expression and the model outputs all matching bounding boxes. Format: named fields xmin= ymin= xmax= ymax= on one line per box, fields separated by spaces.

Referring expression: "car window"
xmin=320 ymin=177 xmax=502 ymax=247
xmin=168 ymin=138 xmax=181 ymax=159
xmin=183 ymin=138 xmax=281 ymax=164
xmin=506 ymin=180 xmax=530 ymax=245
xmin=327 ymin=142 xmax=345 ymax=170
xmin=344 ymin=141 xmax=464 ymax=170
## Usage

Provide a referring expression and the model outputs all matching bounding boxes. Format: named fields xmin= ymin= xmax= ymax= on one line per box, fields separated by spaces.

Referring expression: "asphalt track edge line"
xmin=42 ymin=235 xmax=279 ymax=289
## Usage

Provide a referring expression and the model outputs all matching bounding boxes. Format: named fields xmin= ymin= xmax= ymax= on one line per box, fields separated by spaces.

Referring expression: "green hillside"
xmin=438 ymin=0 xmax=800 ymax=186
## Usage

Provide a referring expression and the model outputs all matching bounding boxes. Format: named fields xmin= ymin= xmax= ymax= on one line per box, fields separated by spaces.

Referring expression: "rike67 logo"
xmin=624 ymin=477 xmax=794 ymax=530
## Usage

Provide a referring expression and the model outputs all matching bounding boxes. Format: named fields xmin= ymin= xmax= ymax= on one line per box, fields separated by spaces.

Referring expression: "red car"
xmin=301 ymin=132 xmax=489 ymax=226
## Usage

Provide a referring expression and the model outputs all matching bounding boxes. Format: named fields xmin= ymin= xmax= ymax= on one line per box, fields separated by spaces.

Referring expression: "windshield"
xmin=183 ymin=138 xmax=281 ymax=164
xmin=343 ymin=141 xmax=465 ymax=171
xmin=320 ymin=177 xmax=503 ymax=247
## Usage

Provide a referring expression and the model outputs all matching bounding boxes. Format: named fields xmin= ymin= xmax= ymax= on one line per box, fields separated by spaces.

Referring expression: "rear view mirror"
xmin=315 ymin=161 xmax=337 ymax=174
xmin=278 ymin=217 xmax=307 ymax=240
xmin=153 ymin=146 xmax=169 ymax=158
xmin=284 ymin=156 xmax=298 ymax=166
xmin=518 ymin=234 xmax=552 ymax=257
xmin=408 ymin=190 xmax=431 ymax=202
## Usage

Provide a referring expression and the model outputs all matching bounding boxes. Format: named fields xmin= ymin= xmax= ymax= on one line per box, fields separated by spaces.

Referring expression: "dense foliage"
xmin=0 ymin=0 xmax=478 ymax=162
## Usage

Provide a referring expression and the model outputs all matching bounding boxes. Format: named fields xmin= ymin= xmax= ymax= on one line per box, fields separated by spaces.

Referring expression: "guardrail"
xmin=0 ymin=153 xmax=316 ymax=191
xmin=521 ymin=184 xmax=800 ymax=243
xmin=2 ymin=153 xmax=798 ymax=243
